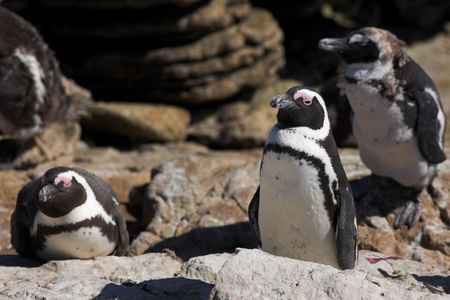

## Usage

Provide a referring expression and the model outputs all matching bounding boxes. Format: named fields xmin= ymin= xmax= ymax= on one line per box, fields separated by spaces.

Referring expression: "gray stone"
xmin=180 ymin=253 xmax=234 ymax=284
xmin=142 ymin=152 xmax=261 ymax=237
xmin=81 ymin=102 xmax=191 ymax=142
xmin=0 ymin=253 xmax=183 ymax=299
xmin=211 ymin=248 xmax=448 ymax=299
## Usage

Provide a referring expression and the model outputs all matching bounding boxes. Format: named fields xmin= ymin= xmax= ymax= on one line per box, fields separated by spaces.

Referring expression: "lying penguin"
xmin=318 ymin=27 xmax=446 ymax=229
xmin=248 ymin=86 xmax=358 ymax=270
xmin=11 ymin=166 xmax=129 ymax=261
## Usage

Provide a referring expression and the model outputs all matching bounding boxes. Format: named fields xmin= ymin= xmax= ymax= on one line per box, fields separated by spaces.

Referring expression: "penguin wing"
xmin=335 ymin=181 xmax=358 ymax=270
xmin=248 ymin=186 xmax=262 ymax=248
xmin=10 ymin=179 xmax=40 ymax=258
xmin=10 ymin=204 xmax=35 ymax=258
xmin=111 ymin=195 xmax=129 ymax=256
xmin=414 ymin=89 xmax=447 ymax=164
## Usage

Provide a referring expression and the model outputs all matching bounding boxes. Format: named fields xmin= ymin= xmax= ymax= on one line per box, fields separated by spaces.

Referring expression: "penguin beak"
xmin=38 ymin=184 xmax=60 ymax=202
xmin=270 ymin=94 xmax=296 ymax=109
xmin=318 ymin=38 xmax=349 ymax=52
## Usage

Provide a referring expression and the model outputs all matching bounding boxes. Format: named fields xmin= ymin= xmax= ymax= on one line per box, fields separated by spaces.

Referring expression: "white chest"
xmin=37 ymin=226 xmax=116 ymax=260
xmin=344 ymin=83 xmax=429 ymax=187
xmin=258 ymin=149 xmax=339 ymax=268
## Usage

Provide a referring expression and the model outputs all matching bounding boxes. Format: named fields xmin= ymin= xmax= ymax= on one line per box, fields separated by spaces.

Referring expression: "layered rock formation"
xmin=25 ymin=1 xmax=285 ymax=105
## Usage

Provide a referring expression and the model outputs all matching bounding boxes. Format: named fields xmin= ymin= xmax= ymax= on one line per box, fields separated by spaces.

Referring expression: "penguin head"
xmin=271 ymin=86 xmax=328 ymax=130
xmin=37 ymin=167 xmax=87 ymax=218
xmin=318 ymin=27 xmax=408 ymax=66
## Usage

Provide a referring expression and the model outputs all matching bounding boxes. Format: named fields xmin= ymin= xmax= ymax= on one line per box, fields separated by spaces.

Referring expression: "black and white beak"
xmin=318 ymin=38 xmax=349 ymax=52
xmin=38 ymin=184 xmax=60 ymax=202
xmin=270 ymin=94 xmax=296 ymax=109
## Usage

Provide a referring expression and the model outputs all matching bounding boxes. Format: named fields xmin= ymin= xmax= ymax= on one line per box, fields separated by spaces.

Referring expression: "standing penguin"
xmin=318 ymin=27 xmax=446 ymax=229
xmin=11 ymin=166 xmax=129 ymax=261
xmin=248 ymin=86 xmax=358 ymax=270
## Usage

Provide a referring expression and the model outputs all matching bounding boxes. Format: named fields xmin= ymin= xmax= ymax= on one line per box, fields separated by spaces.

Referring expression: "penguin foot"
xmin=351 ymin=174 xmax=422 ymax=229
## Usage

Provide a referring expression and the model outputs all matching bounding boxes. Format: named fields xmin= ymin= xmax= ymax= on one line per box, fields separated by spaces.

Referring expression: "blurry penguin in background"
xmin=0 ymin=7 xmax=77 ymax=168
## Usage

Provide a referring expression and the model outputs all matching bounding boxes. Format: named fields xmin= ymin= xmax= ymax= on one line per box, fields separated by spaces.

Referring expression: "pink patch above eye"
xmin=55 ymin=176 xmax=72 ymax=187
xmin=293 ymin=91 xmax=312 ymax=106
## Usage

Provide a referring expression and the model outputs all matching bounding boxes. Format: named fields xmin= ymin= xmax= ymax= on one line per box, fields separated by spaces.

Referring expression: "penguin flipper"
xmin=111 ymin=195 xmax=129 ymax=256
xmin=414 ymin=89 xmax=446 ymax=164
xmin=335 ymin=184 xmax=358 ymax=270
xmin=10 ymin=204 xmax=35 ymax=258
xmin=248 ymin=186 xmax=262 ymax=248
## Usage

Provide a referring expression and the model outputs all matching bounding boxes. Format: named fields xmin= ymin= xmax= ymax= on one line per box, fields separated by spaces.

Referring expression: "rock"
xmin=2 ymin=121 xmax=81 ymax=170
xmin=141 ymin=152 xmax=261 ymax=237
xmin=211 ymin=248 xmax=448 ymax=299
xmin=179 ymin=253 xmax=234 ymax=284
xmin=81 ymin=102 xmax=191 ymax=142
xmin=47 ymin=0 xmax=251 ymax=40
xmin=0 ymin=253 xmax=183 ymax=299
xmin=188 ymin=77 xmax=300 ymax=148
xmin=39 ymin=0 xmax=204 ymax=9
xmin=19 ymin=3 xmax=284 ymax=104
xmin=0 ymin=249 xmax=448 ymax=299
xmin=78 ymin=8 xmax=282 ymax=78
xmin=72 ymin=8 xmax=285 ymax=104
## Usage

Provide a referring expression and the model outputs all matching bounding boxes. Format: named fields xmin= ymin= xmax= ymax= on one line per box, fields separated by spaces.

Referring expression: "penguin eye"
xmin=303 ymin=97 xmax=312 ymax=106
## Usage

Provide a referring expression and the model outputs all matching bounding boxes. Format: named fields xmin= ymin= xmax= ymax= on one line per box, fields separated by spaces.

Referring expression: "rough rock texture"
xmin=45 ymin=0 xmax=251 ymax=40
xmin=69 ymin=8 xmax=284 ymax=104
xmin=0 ymin=250 xmax=447 ymax=299
xmin=0 ymin=253 xmax=184 ymax=299
xmin=18 ymin=2 xmax=285 ymax=104
xmin=211 ymin=248 xmax=449 ymax=299
xmin=81 ymin=102 xmax=191 ymax=142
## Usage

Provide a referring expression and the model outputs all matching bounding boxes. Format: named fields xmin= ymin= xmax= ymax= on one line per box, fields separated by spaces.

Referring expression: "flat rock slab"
xmin=81 ymin=102 xmax=191 ymax=142
xmin=0 ymin=250 xmax=447 ymax=299
xmin=212 ymin=249 xmax=449 ymax=299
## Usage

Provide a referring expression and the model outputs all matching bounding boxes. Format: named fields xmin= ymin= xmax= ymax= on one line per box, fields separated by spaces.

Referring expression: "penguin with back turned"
xmin=11 ymin=166 xmax=129 ymax=261
xmin=318 ymin=27 xmax=446 ymax=229
xmin=248 ymin=86 xmax=358 ymax=270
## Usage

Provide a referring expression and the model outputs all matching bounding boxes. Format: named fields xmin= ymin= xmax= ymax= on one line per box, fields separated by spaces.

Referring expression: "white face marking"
xmin=259 ymin=150 xmax=339 ymax=268
xmin=32 ymin=170 xmax=115 ymax=234
xmin=349 ymin=34 xmax=369 ymax=45
xmin=13 ymin=48 xmax=46 ymax=106
xmin=37 ymin=227 xmax=116 ymax=260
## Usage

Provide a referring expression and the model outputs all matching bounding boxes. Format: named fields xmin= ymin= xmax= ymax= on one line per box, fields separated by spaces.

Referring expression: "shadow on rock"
xmin=146 ymin=222 xmax=258 ymax=261
xmin=0 ymin=255 xmax=44 ymax=268
xmin=412 ymin=274 xmax=450 ymax=294
xmin=93 ymin=277 xmax=213 ymax=299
